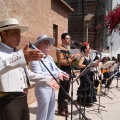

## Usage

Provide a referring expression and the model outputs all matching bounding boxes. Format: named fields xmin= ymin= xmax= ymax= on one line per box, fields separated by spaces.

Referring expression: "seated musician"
xmin=106 ymin=58 xmax=118 ymax=88
xmin=91 ymin=55 xmax=103 ymax=90
xmin=100 ymin=57 xmax=111 ymax=88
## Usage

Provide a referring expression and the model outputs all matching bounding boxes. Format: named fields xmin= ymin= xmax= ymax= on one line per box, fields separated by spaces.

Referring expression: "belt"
xmin=60 ymin=66 xmax=71 ymax=69
xmin=0 ymin=88 xmax=28 ymax=98
xmin=0 ymin=92 xmax=10 ymax=97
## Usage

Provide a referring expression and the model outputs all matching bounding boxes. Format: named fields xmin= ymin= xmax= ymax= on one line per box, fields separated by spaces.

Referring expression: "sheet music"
xmin=110 ymin=63 xmax=118 ymax=72
xmin=101 ymin=61 xmax=115 ymax=69
xmin=90 ymin=60 xmax=100 ymax=71
xmin=72 ymin=61 xmax=97 ymax=82
xmin=87 ymin=60 xmax=99 ymax=69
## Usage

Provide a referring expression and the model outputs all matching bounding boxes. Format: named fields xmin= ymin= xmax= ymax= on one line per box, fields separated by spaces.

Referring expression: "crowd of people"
xmin=0 ymin=18 xmax=118 ymax=120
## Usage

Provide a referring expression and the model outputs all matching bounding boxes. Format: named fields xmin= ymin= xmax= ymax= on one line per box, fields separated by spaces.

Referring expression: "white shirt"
xmin=0 ymin=42 xmax=52 ymax=92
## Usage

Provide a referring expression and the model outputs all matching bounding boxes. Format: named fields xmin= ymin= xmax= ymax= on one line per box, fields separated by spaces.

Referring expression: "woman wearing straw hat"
xmin=30 ymin=34 xmax=69 ymax=120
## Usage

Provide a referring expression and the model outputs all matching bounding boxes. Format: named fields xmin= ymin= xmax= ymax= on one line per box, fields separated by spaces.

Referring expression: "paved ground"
xmin=29 ymin=77 xmax=120 ymax=120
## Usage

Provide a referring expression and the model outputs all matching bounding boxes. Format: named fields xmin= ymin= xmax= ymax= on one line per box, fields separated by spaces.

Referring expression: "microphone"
xmin=71 ymin=41 xmax=80 ymax=45
xmin=28 ymin=42 xmax=46 ymax=58
xmin=56 ymin=48 xmax=73 ymax=54
xmin=29 ymin=42 xmax=38 ymax=50
xmin=71 ymin=41 xmax=81 ymax=49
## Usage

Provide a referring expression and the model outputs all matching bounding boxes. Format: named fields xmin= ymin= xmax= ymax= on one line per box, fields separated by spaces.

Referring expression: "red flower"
xmin=84 ymin=42 xmax=89 ymax=47
xmin=105 ymin=4 xmax=120 ymax=34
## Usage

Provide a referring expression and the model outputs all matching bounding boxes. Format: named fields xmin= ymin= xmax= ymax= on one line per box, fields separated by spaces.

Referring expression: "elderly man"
xmin=30 ymin=34 xmax=69 ymax=120
xmin=0 ymin=18 xmax=59 ymax=120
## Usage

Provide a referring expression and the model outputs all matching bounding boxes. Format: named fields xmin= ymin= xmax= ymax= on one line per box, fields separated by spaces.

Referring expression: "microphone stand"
xmin=72 ymin=43 xmax=89 ymax=118
xmin=29 ymin=42 xmax=89 ymax=120
xmin=63 ymin=52 xmax=79 ymax=120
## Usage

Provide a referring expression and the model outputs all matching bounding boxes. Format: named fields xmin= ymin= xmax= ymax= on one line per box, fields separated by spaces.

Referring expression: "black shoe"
xmin=75 ymin=100 xmax=81 ymax=106
xmin=58 ymin=110 xmax=69 ymax=117
xmin=64 ymin=109 xmax=71 ymax=115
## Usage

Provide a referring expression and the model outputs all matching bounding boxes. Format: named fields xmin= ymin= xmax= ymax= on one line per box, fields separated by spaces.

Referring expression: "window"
xmin=53 ymin=24 xmax=58 ymax=46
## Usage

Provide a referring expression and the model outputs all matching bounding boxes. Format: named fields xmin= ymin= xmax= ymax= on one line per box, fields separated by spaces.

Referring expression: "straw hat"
xmin=34 ymin=34 xmax=55 ymax=46
xmin=0 ymin=18 xmax=29 ymax=33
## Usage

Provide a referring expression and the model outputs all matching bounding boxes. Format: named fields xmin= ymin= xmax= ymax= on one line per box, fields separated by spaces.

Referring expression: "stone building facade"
xmin=0 ymin=0 xmax=73 ymax=104
xmin=0 ymin=0 xmax=73 ymax=60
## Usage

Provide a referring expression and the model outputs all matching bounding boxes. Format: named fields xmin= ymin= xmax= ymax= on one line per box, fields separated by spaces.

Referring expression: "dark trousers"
xmin=106 ymin=72 xmax=114 ymax=88
xmin=58 ymin=66 xmax=71 ymax=111
xmin=0 ymin=94 xmax=29 ymax=120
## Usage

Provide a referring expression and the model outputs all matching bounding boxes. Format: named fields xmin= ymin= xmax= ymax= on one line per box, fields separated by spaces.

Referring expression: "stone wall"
xmin=0 ymin=0 xmax=70 ymax=60
xmin=27 ymin=85 xmax=36 ymax=105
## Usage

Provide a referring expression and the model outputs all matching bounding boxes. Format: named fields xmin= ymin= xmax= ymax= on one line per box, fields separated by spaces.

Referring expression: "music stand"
xmin=100 ymin=61 xmax=115 ymax=100
xmin=115 ymin=65 xmax=120 ymax=91
xmin=84 ymin=64 xmax=107 ymax=113
xmin=105 ymin=63 xmax=118 ymax=94
xmin=86 ymin=78 xmax=107 ymax=114
xmin=109 ymin=63 xmax=120 ymax=91
xmin=106 ymin=71 xmax=119 ymax=96
xmin=71 ymin=60 xmax=99 ymax=84
xmin=109 ymin=63 xmax=118 ymax=72
xmin=63 ymin=52 xmax=79 ymax=120
xmin=70 ymin=60 xmax=99 ymax=119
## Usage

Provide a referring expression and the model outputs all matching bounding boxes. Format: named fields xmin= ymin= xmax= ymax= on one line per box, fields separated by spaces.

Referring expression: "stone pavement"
xmin=29 ymin=77 xmax=120 ymax=120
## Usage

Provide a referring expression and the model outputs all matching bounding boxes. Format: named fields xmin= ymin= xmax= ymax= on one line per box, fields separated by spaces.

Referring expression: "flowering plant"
xmin=105 ymin=4 xmax=120 ymax=35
